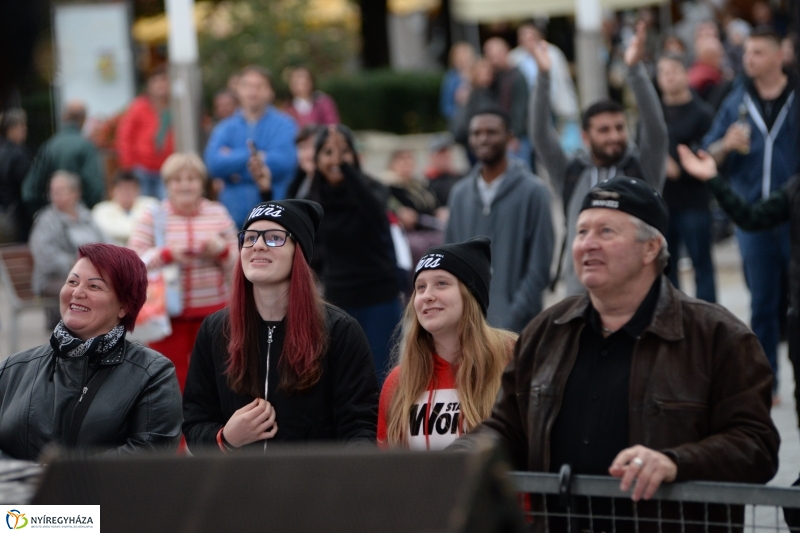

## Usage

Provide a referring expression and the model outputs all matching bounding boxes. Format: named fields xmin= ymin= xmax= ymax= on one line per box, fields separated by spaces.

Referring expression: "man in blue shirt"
xmin=205 ymin=66 xmax=297 ymax=228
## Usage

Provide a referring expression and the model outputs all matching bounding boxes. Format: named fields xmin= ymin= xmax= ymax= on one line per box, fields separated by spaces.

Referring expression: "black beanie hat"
xmin=580 ymin=177 xmax=669 ymax=236
xmin=241 ymin=200 xmax=324 ymax=263
xmin=413 ymin=236 xmax=492 ymax=316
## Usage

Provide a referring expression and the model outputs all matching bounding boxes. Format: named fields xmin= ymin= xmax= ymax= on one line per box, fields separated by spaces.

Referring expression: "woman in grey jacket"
xmin=0 ymin=244 xmax=182 ymax=461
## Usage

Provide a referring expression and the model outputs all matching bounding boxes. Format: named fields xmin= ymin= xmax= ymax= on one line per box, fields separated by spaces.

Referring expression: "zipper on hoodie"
xmin=263 ymin=325 xmax=275 ymax=453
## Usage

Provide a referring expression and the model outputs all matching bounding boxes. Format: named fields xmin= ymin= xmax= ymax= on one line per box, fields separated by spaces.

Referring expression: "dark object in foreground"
xmin=33 ymin=437 xmax=525 ymax=533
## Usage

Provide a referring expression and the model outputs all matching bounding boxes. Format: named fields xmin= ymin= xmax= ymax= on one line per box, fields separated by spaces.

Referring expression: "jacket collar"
xmin=553 ymin=276 xmax=684 ymax=341
xmin=99 ymin=338 xmax=128 ymax=365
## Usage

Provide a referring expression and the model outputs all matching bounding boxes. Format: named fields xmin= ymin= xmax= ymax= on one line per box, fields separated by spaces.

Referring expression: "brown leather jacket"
xmin=457 ymin=277 xmax=779 ymax=484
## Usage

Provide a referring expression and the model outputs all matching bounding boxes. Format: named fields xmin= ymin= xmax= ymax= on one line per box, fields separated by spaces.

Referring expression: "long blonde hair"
xmin=385 ymin=282 xmax=517 ymax=447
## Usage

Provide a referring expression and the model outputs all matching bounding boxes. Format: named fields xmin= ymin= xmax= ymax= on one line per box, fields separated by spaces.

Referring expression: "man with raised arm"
xmin=529 ymin=21 xmax=668 ymax=296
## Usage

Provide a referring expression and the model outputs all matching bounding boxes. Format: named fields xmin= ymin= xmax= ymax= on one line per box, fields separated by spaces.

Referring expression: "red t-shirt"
xmin=377 ymin=355 xmax=463 ymax=450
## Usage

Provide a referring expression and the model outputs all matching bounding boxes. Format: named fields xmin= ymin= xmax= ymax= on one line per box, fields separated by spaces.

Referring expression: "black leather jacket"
xmin=0 ymin=339 xmax=182 ymax=461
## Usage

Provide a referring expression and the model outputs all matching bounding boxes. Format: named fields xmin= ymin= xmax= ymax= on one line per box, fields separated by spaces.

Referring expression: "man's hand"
xmin=609 ymin=445 xmax=677 ymax=501
xmin=396 ymin=206 xmax=419 ymax=230
xmin=665 ymin=155 xmax=681 ymax=180
xmin=529 ymin=40 xmax=552 ymax=74
xmin=624 ymin=21 xmax=647 ymax=67
xmin=721 ymin=123 xmax=751 ymax=155
xmin=248 ymin=152 xmax=272 ymax=192
xmin=677 ymin=144 xmax=717 ymax=181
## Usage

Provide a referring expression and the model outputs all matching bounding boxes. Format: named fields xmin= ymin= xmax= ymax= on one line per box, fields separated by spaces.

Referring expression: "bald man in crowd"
xmin=23 ymin=101 xmax=105 ymax=216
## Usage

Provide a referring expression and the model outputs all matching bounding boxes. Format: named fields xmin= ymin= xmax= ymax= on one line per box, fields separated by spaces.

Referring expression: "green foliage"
xmin=198 ymin=0 xmax=357 ymax=100
xmin=321 ymin=70 xmax=445 ymax=134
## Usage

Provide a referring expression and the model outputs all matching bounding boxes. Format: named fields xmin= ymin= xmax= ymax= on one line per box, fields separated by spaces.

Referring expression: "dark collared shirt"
xmin=549 ymin=279 xmax=661 ymax=475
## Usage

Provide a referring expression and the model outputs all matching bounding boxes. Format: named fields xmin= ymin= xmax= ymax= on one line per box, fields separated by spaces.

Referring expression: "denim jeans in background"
xmin=736 ymin=223 xmax=791 ymax=392
xmin=133 ymin=166 xmax=166 ymax=200
xmin=666 ymin=209 xmax=717 ymax=304
xmin=341 ymin=298 xmax=402 ymax=386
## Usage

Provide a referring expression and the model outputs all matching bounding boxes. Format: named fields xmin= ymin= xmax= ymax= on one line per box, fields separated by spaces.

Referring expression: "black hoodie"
xmin=182 ymin=304 xmax=378 ymax=451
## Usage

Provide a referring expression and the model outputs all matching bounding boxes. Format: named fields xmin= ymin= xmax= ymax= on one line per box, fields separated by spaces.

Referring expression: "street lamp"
xmin=575 ymin=0 xmax=608 ymax=107
xmin=165 ymin=0 xmax=201 ymax=153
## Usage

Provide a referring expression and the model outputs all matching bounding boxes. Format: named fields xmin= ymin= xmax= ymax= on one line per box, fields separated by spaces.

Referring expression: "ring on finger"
xmin=632 ymin=457 xmax=644 ymax=468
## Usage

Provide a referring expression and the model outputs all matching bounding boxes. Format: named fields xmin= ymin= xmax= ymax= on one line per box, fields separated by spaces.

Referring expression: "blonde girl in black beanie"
xmin=377 ymin=236 xmax=517 ymax=449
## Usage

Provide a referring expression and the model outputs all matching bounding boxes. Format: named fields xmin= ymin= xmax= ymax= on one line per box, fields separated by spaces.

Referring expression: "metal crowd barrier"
xmin=510 ymin=471 xmax=800 ymax=533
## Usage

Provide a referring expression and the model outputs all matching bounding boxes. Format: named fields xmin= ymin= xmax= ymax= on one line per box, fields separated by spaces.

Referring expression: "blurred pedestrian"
xmin=679 ymin=144 xmax=800 ymax=433
xmin=283 ymin=66 xmax=340 ymax=128
xmin=451 ymin=178 xmax=779 ymax=530
xmin=205 ymin=66 xmax=297 ymax=227
xmin=91 ymin=170 xmax=157 ymax=246
xmin=656 ymin=53 xmax=717 ymax=302
xmin=115 ymin=66 xmax=174 ymax=200
xmin=724 ymin=19 xmax=751 ymax=79
xmin=307 ymin=125 xmax=401 ymax=382
xmin=0 ymin=244 xmax=182 ymax=460
xmin=182 ymin=199 xmax=379 ymax=451
xmin=661 ymin=34 xmax=687 ymax=56
xmin=453 ymin=59 xmax=498 ymax=148
xmin=378 ymin=237 xmax=516 ymax=449
xmin=484 ymin=37 xmax=530 ymax=163
xmin=286 ymin=125 xmax=318 ymax=200
xmin=0 ymin=108 xmax=31 ymax=242
xmin=385 ymin=149 xmax=444 ymax=266
xmin=128 ymin=153 xmax=238 ymax=391
xmin=423 ymin=134 xmax=463 ymax=211
xmin=529 ymin=21 xmax=668 ymax=296
xmin=510 ymin=22 xmax=581 ymax=154
xmin=213 ymin=90 xmax=238 ymax=124
xmin=702 ymin=26 xmax=798 ymax=402
xmin=688 ymin=36 xmax=726 ymax=102
xmin=29 ymin=171 xmax=105 ymax=329
xmin=446 ymin=106 xmax=553 ymax=332
xmin=440 ymin=42 xmax=476 ymax=129
xmin=23 ymin=101 xmax=105 ymax=215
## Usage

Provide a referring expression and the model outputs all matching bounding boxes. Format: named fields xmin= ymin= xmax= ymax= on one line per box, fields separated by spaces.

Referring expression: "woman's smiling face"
xmin=59 ymin=258 xmax=127 ymax=340
xmin=413 ymin=269 xmax=464 ymax=338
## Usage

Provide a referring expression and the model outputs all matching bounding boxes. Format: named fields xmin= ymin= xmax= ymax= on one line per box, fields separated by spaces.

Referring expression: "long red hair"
xmin=225 ymin=245 xmax=328 ymax=396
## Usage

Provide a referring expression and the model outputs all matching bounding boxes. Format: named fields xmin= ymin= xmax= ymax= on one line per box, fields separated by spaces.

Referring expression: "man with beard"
xmin=445 ymin=106 xmax=554 ymax=332
xmin=530 ymin=21 xmax=668 ymax=295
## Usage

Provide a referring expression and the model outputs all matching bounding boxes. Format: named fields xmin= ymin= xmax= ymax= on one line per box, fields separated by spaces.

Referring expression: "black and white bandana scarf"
xmin=50 ymin=321 xmax=125 ymax=359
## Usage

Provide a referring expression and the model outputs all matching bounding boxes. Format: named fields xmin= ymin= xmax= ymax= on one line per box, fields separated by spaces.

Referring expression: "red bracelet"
xmin=216 ymin=427 xmax=228 ymax=453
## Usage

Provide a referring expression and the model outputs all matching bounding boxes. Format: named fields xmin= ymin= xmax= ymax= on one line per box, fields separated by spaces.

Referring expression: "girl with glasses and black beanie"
xmin=182 ymin=199 xmax=378 ymax=451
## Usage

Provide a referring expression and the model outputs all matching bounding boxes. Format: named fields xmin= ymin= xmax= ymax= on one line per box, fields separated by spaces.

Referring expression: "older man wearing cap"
xmin=452 ymin=177 xmax=779 ymax=529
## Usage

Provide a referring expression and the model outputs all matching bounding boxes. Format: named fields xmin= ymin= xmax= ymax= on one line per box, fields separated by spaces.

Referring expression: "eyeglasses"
xmin=238 ymin=229 xmax=293 ymax=248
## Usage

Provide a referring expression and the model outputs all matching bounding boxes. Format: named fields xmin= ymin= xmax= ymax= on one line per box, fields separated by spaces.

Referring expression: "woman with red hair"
xmin=0 ymin=244 xmax=182 ymax=460
xmin=182 ymin=199 xmax=378 ymax=451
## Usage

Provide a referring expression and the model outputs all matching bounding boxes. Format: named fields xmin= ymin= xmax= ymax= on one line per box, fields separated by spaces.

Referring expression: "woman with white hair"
xmin=29 ymin=170 xmax=105 ymax=328
xmin=129 ymin=152 xmax=238 ymax=390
